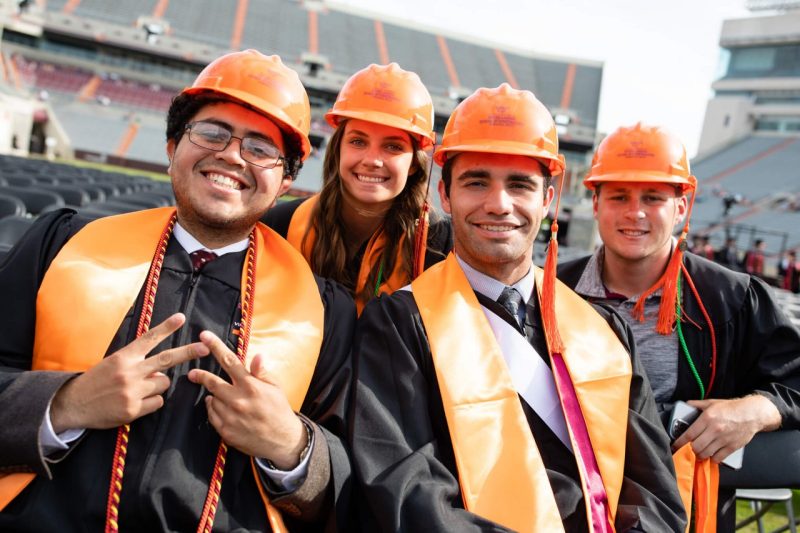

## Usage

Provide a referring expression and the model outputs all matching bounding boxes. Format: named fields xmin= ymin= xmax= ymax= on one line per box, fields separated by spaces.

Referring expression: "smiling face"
xmin=337 ymin=118 xmax=416 ymax=211
xmin=593 ymin=181 xmax=687 ymax=268
xmin=440 ymin=152 xmax=554 ymax=284
xmin=166 ymin=101 xmax=291 ymax=246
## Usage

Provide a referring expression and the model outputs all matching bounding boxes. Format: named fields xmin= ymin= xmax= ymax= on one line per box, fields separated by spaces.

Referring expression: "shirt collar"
xmin=573 ymin=246 xmax=608 ymax=298
xmin=172 ymin=222 xmax=249 ymax=256
xmin=573 ymin=245 xmax=664 ymax=303
xmin=455 ymin=253 xmax=535 ymax=304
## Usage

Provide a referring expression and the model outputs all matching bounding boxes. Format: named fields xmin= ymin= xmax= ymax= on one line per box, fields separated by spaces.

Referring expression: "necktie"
xmin=497 ymin=286 xmax=525 ymax=329
xmin=190 ymin=250 xmax=218 ymax=272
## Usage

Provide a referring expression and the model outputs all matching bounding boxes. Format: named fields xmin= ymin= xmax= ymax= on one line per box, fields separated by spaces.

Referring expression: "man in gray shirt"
xmin=558 ymin=123 xmax=800 ymax=532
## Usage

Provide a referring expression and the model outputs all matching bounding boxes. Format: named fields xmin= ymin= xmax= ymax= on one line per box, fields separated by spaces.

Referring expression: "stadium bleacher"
xmin=240 ymin=0 xmax=310 ymax=63
xmin=0 ymin=153 xmax=174 ymax=258
xmin=692 ymin=136 xmax=800 ymax=255
xmin=167 ymin=0 xmax=237 ymax=50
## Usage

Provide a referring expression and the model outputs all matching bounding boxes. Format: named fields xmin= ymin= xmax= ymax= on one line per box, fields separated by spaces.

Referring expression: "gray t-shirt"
xmin=572 ymin=249 xmax=678 ymax=403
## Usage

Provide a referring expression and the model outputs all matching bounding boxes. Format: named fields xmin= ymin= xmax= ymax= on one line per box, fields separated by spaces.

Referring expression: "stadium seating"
xmin=692 ymin=136 xmax=800 ymax=255
xmin=0 ymin=186 xmax=65 ymax=215
xmin=0 ymin=194 xmax=27 ymax=218
xmin=167 ymin=0 xmax=237 ymax=50
xmin=34 ymin=0 xmax=602 ymax=135
xmin=240 ymin=0 xmax=309 ymax=62
xmin=0 ymin=154 xmax=175 ymax=251
xmin=0 ymin=215 xmax=35 ymax=255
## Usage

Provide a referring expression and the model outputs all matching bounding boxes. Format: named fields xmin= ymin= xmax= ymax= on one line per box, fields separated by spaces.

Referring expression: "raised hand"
xmin=187 ymin=330 xmax=308 ymax=470
xmin=50 ymin=313 xmax=209 ymax=433
xmin=672 ymin=394 xmax=782 ymax=462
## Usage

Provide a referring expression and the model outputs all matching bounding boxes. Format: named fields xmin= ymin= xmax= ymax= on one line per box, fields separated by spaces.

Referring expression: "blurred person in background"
xmin=714 ymin=236 xmax=741 ymax=271
xmin=743 ymin=238 xmax=766 ymax=277
xmin=263 ymin=63 xmax=452 ymax=314
xmin=779 ymin=250 xmax=799 ymax=293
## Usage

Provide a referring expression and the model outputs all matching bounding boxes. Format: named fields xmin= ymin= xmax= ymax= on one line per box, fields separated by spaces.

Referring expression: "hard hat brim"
xmin=325 ymin=109 xmax=435 ymax=150
xmin=433 ymin=141 xmax=565 ymax=176
xmin=584 ymin=171 xmax=696 ymax=192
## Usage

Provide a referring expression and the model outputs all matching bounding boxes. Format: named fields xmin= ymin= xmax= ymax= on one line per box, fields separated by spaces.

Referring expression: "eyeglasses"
xmin=184 ymin=121 xmax=285 ymax=169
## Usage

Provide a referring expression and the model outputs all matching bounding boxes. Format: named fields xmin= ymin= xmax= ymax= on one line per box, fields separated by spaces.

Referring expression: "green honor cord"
xmin=675 ymin=272 xmax=705 ymax=399
xmin=374 ymin=260 xmax=384 ymax=297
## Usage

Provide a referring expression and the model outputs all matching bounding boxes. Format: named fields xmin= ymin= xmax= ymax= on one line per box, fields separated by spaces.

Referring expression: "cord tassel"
xmin=632 ymin=178 xmax=698 ymax=335
xmin=542 ymin=222 xmax=565 ymax=355
xmin=541 ymin=173 xmax=566 ymax=355
xmin=413 ymin=202 xmax=430 ymax=279
xmin=632 ymin=233 xmax=688 ymax=335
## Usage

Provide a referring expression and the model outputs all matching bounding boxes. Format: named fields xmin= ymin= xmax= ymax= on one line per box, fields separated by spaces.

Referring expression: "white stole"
xmin=480 ymin=306 xmax=573 ymax=452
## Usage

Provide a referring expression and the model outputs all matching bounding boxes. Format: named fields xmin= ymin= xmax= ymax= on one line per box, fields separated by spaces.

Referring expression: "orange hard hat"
xmin=325 ymin=63 xmax=435 ymax=149
xmin=433 ymin=83 xmax=565 ymax=175
xmin=181 ymin=49 xmax=311 ymax=160
xmin=584 ymin=123 xmax=696 ymax=193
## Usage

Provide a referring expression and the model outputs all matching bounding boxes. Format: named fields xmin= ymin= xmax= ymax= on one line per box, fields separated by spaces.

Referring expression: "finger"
xmin=673 ymin=417 xmax=707 ymax=451
xmin=188 ymin=369 xmax=234 ymax=399
xmin=199 ymin=331 xmax=249 ymax=383
xmin=141 ymin=342 xmax=209 ymax=375
xmin=687 ymin=399 xmax=712 ymax=410
xmin=249 ymin=354 xmax=278 ymax=385
xmin=694 ymin=436 xmax=722 ymax=461
xmin=687 ymin=422 xmax=720 ymax=459
xmin=119 ymin=313 xmax=186 ymax=360
xmin=711 ymin=445 xmax=735 ymax=464
xmin=205 ymin=396 xmax=224 ymax=434
xmin=137 ymin=395 xmax=166 ymax=418
xmin=141 ymin=372 xmax=170 ymax=398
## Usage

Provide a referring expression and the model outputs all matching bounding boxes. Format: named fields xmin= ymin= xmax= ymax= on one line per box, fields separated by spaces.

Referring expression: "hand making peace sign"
xmin=188 ymin=330 xmax=309 ymax=470
xmin=50 ymin=313 xmax=209 ymax=433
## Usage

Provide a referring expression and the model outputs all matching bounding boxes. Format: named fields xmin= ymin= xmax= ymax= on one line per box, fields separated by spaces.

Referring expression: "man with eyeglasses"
xmin=0 ymin=50 xmax=356 ymax=532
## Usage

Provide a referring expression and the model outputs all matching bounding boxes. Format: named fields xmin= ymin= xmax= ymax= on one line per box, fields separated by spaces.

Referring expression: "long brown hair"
xmin=304 ymin=119 xmax=429 ymax=303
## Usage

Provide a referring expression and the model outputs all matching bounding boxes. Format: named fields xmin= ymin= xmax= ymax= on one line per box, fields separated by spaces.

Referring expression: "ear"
xmin=543 ymin=184 xmax=555 ymax=214
xmin=674 ymin=194 xmax=689 ymax=225
xmin=166 ymin=139 xmax=176 ymax=171
xmin=592 ymin=193 xmax=599 ymax=218
xmin=438 ymin=179 xmax=451 ymax=215
xmin=277 ymin=176 xmax=293 ymax=197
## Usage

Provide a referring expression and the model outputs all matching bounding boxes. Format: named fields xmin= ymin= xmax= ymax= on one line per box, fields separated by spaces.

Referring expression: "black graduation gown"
xmin=0 ymin=209 xmax=357 ymax=532
xmin=558 ymin=252 xmax=800 ymax=532
xmin=350 ymin=289 xmax=686 ymax=532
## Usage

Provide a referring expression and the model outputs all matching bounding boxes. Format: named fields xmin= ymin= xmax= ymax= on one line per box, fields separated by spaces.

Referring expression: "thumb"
xmin=249 ymin=354 xmax=270 ymax=381
xmin=687 ymin=399 xmax=713 ymax=410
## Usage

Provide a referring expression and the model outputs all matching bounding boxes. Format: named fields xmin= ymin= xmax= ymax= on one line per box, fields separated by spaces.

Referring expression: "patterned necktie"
xmin=497 ymin=286 xmax=525 ymax=329
xmin=189 ymin=250 xmax=218 ymax=272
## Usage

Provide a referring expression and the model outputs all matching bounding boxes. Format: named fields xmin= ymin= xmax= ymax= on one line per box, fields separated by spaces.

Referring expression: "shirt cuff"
xmin=254 ymin=424 xmax=315 ymax=493
xmin=40 ymin=402 xmax=85 ymax=456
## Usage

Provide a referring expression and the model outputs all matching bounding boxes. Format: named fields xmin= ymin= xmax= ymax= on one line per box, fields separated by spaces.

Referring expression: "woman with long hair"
xmin=264 ymin=63 xmax=452 ymax=313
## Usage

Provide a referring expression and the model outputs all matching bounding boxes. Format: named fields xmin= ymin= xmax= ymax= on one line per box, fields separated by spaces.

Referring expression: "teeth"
xmin=621 ymin=229 xmax=646 ymax=236
xmin=207 ymin=173 xmax=243 ymax=190
xmin=480 ymin=224 xmax=515 ymax=232
xmin=357 ymin=174 xmax=387 ymax=183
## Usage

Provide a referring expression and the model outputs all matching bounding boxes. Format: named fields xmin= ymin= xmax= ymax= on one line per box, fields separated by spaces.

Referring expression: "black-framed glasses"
xmin=184 ymin=121 xmax=285 ymax=169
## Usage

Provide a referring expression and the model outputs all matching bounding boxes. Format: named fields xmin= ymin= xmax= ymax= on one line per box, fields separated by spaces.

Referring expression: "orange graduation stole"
xmin=411 ymin=254 xmax=631 ymax=532
xmin=286 ymin=194 xmax=414 ymax=314
xmin=673 ymin=444 xmax=719 ymax=533
xmin=0 ymin=207 xmax=324 ymax=533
